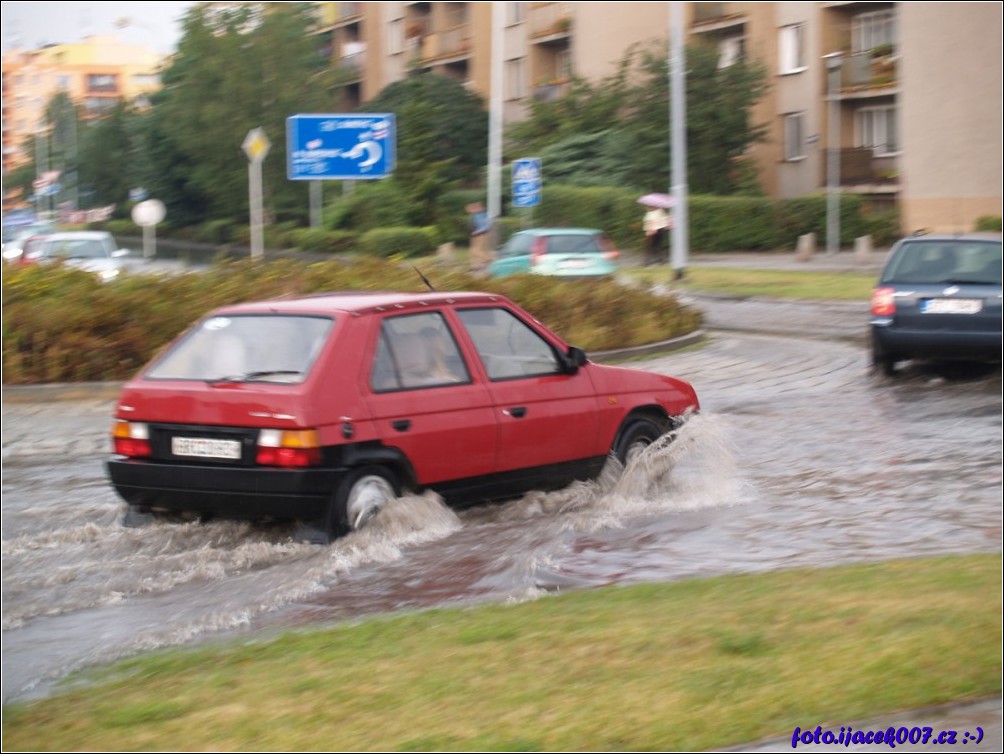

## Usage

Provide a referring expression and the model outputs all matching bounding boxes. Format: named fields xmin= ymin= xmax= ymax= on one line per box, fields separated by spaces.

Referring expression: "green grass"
xmin=623 ymin=266 xmax=876 ymax=300
xmin=4 ymin=554 xmax=999 ymax=752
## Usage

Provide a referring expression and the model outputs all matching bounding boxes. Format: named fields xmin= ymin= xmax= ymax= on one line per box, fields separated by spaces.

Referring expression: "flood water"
xmin=2 ymin=332 xmax=1001 ymax=703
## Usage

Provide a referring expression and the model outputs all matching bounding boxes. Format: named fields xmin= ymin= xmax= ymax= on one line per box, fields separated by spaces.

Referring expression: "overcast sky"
xmin=2 ymin=1 xmax=197 ymax=54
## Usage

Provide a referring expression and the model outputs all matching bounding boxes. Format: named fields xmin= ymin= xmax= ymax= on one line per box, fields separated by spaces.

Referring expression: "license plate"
xmin=561 ymin=259 xmax=591 ymax=269
xmin=921 ymin=298 xmax=983 ymax=314
xmin=172 ymin=437 xmax=242 ymax=460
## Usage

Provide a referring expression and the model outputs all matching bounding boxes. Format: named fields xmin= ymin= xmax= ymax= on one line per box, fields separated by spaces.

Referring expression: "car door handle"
xmin=391 ymin=419 xmax=411 ymax=432
xmin=503 ymin=407 xmax=527 ymax=418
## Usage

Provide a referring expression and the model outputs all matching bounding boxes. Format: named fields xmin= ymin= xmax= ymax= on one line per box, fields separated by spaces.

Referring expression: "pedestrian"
xmin=642 ymin=203 xmax=671 ymax=266
xmin=466 ymin=201 xmax=493 ymax=273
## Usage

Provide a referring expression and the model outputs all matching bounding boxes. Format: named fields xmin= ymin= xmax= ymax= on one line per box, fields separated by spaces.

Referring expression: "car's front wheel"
xmin=614 ymin=416 xmax=671 ymax=467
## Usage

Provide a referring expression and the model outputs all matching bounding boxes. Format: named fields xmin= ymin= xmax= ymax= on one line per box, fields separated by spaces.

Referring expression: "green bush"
xmin=1 ymin=257 xmax=701 ymax=384
xmin=103 ymin=219 xmax=136 ymax=237
xmin=288 ymin=228 xmax=359 ymax=254
xmin=359 ymin=227 xmax=438 ymax=259
xmin=975 ymin=215 xmax=1002 ymax=233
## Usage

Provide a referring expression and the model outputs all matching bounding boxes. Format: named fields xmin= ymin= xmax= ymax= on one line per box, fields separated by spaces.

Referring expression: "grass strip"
xmin=3 ymin=553 xmax=1000 ymax=752
xmin=625 ymin=266 xmax=876 ymax=300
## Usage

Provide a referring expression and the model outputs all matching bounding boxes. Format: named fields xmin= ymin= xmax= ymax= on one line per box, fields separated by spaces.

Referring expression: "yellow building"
xmin=2 ymin=35 xmax=163 ymax=176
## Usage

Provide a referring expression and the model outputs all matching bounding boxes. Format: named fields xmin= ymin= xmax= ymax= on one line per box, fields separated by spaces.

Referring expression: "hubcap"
xmin=346 ymin=475 xmax=396 ymax=530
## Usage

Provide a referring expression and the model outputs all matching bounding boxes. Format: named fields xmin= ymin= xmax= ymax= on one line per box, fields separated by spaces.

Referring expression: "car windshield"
xmin=46 ymin=238 xmax=114 ymax=259
xmin=547 ymin=234 xmax=602 ymax=254
xmin=146 ymin=314 xmax=333 ymax=382
xmin=882 ymin=240 xmax=1002 ymax=285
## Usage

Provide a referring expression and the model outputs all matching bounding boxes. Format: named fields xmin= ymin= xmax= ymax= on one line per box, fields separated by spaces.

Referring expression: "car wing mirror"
xmin=561 ymin=345 xmax=588 ymax=374
xmin=112 ymin=249 xmax=130 ymax=258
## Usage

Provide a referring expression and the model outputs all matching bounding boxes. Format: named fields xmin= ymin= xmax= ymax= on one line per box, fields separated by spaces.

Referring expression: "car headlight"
xmin=100 ymin=268 xmax=120 ymax=282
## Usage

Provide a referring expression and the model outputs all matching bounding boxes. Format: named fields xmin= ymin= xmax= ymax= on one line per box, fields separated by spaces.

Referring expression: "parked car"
xmin=1 ymin=220 xmax=57 ymax=263
xmin=107 ymin=291 xmax=699 ymax=543
xmin=488 ymin=228 xmax=620 ymax=279
xmin=20 ymin=231 xmax=131 ymax=281
xmin=870 ymin=233 xmax=1002 ymax=375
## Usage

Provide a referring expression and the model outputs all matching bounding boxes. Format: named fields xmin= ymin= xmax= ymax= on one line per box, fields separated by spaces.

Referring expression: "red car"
xmin=107 ymin=291 xmax=699 ymax=542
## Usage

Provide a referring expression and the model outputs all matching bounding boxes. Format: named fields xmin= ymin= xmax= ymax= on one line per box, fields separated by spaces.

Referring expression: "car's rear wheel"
xmin=871 ymin=335 xmax=898 ymax=376
xmin=614 ymin=417 xmax=670 ymax=467
xmin=332 ymin=466 xmax=400 ymax=535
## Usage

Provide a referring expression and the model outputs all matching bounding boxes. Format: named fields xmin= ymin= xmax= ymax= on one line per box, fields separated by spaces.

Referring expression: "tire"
xmin=331 ymin=466 xmax=400 ymax=535
xmin=871 ymin=335 xmax=897 ymax=376
xmin=614 ymin=417 xmax=670 ymax=467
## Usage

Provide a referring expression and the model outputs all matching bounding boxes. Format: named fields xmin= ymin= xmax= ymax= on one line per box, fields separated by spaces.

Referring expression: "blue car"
xmin=488 ymin=228 xmax=620 ymax=279
xmin=870 ymin=233 xmax=1002 ymax=375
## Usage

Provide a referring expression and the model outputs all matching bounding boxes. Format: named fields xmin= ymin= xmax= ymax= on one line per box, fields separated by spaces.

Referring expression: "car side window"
xmin=371 ymin=312 xmax=470 ymax=392
xmin=457 ymin=307 xmax=561 ymax=380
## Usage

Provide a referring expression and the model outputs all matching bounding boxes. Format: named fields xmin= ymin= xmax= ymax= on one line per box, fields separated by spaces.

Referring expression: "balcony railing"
xmin=528 ymin=2 xmax=572 ymax=38
xmin=420 ymin=27 xmax=470 ymax=61
xmin=839 ymin=50 xmax=897 ymax=91
xmin=826 ymin=148 xmax=899 ymax=186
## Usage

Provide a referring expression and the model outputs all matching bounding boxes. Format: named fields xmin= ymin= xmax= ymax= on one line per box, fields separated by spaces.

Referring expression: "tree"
xmin=149 ymin=3 xmax=338 ymax=227
xmin=507 ymin=42 xmax=769 ymax=195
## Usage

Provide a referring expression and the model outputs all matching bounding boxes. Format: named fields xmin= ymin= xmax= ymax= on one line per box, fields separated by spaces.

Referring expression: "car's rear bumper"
xmin=871 ymin=322 xmax=1003 ymax=361
xmin=106 ymin=458 xmax=344 ymax=520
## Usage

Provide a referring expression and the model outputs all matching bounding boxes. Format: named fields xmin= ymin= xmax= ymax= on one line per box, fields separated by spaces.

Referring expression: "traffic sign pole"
xmin=242 ymin=128 xmax=271 ymax=260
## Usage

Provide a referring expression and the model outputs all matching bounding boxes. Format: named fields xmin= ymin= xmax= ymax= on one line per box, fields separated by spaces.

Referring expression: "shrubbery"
xmin=1 ymin=258 xmax=702 ymax=385
xmin=975 ymin=215 xmax=1003 ymax=233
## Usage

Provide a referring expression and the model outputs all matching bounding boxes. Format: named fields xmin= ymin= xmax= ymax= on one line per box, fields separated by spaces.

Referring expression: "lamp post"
xmin=824 ymin=52 xmax=843 ymax=256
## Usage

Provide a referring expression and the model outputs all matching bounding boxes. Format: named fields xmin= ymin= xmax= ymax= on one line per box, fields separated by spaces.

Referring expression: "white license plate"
xmin=921 ymin=298 xmax=983 ymax=314
xmin=172 ymin=437 xmax=242 ymax=460
xmin=560 ymin=259 xmax=591 ymax=269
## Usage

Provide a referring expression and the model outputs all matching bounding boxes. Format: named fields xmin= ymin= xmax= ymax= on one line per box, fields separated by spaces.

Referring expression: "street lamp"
xmin=824 ymin=52 xmax=843 ymax=256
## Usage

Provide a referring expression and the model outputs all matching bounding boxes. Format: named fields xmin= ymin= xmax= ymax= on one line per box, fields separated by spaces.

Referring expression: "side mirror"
xmin=112 ymin=249 xmax=130 ymax=258
xmin=561 ymin=346 xmax=588 ymax=374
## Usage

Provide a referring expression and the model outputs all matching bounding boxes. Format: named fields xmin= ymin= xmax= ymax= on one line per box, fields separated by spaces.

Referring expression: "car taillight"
xmin=530 ymin=237 xmax=547 ymax=267
xmin=871 ymin=287 xmax=896 ymax=316
xmin=113 ymin=420 xmax=151 ymax=458
xmin=256 ymin=429 xmax=322 ymax=468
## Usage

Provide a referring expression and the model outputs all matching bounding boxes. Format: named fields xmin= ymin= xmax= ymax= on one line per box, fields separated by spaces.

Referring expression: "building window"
xmin=389 ymin=18 xmax=405 ymax=55
xmin=506 ymin=57 xmax=525 ymax=99
xmin=718 ymin=35 xmax=745 ymax=68
xmin=56 ymin=75 xmax=71 ymax=90
xmin=852 ymin=10 xmax=896 ymax=54
xmin=783 ymin=112 xmax=805 ymax=160
xmin=856 ymin=106 xmax=899 ymax=155
xmin=555 ymin=48 xmax=572 ymax=80
xmin=507 ymin=2 xmax=526 ymax=25
xmin=87 ymin=74 xmax=118 ymax=94
xmin=778 ymin=24 xmax=805 ymax=74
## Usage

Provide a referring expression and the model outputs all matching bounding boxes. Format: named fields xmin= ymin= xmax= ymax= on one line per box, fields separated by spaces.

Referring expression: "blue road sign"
xmin=287 ymin=114 xmax=396 ymax=180
xmin=512 ymin=158 xmax=541 ymax=208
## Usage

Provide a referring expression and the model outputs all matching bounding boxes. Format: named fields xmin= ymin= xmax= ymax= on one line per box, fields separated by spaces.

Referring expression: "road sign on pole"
xmin=287 ymin=114 xmax=396 ymax=180
xmin=243 ymin=128 xmax=271 ymax=260
xmin=512 ymin=158 xmax=542 ymax=208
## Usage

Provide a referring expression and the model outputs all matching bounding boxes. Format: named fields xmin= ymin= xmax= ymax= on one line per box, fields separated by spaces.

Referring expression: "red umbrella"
xmin=637 ymin=193 xmax=675 ymax=208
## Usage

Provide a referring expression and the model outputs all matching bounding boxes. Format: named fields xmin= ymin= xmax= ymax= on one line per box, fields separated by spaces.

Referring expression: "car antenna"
xmin=413 ymin=266 xmax=436 ymax=291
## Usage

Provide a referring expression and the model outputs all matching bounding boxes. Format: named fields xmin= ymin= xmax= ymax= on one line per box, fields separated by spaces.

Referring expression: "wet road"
xmin=2 ymin=298 xmax=1001 ymax=710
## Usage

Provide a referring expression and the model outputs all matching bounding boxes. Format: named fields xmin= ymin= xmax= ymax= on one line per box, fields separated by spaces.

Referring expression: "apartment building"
xmin=310 ymin=1 xmax=1000 ymax=233
xmin=1 ymin=35 xmax=163 ymax=176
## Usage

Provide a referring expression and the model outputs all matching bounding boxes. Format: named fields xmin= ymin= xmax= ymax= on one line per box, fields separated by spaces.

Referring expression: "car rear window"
xmin=547 ymin=234 xmax=602 ymax=254
xmin=145 ymin=314 xmax=333 ymax=383
xmin=882 ymin=240 xmax=1002 ymax=285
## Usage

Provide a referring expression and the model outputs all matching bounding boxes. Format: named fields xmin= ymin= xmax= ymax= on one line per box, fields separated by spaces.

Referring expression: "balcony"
xmin=528 ymin=2 xmax=572 ymax=41
xmin=533 ymin=79 xmax=571 ymax=102
xmin=835 ymin=50 xmax=898 ymax=96
xmin=827 ymin=147 xmax=899 ymax=192
xmin=419 ymin=27 xmax=471 ymax=63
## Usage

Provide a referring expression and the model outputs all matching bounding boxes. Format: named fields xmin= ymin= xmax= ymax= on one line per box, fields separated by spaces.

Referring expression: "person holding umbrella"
xmin=639 ymin=193 xmax=674 ymax=266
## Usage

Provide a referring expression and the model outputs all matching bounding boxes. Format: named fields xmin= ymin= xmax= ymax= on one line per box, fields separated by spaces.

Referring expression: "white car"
xmin=22 ymin=231 xmax=132 ymax=281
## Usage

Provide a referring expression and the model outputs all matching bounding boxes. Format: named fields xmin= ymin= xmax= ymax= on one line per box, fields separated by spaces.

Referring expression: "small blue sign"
xmin=512 ymin=158 xmax=541 ymax=208
xmin=287 ymin=114 xmax=396 ymax=180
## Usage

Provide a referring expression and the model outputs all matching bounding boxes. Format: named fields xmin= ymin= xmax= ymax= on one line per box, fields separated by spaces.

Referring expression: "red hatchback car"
xmin=107 ymin=291 xmax=699 ymax=542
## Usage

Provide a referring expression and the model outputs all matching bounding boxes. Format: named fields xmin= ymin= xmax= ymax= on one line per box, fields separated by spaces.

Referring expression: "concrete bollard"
xmin=854 ymin=235 xmax=872 ymax=264
xmin=796 ymin=232 xmax=816 ymax=262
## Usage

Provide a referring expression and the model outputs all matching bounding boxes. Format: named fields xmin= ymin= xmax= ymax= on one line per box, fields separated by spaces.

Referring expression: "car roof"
xmin=897 ymin=233 xmax=1001 ymax=244
xmin=41 ymin=231 xmax=114 ymax=241
xmin=212 ymin=291 xmax=516 ymax=317
xmin=512 ymin=228 xmax=603 ymax=236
